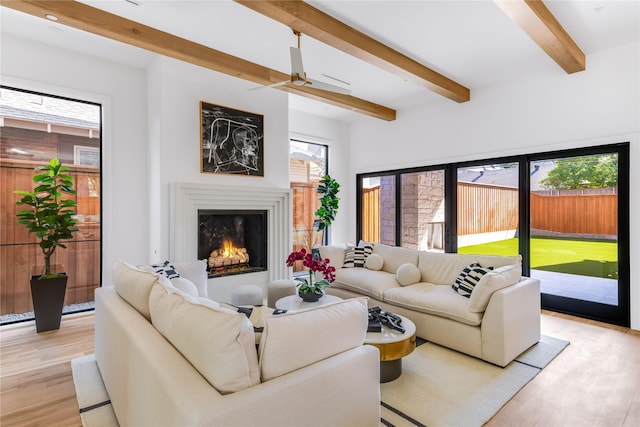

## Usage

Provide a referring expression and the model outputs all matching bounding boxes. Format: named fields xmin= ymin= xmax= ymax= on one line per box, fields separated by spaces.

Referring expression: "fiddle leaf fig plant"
xmin=15 ymin=158 xmax=78 ymax=278
xmin=313 ymin=174 xmax=341 ymax=233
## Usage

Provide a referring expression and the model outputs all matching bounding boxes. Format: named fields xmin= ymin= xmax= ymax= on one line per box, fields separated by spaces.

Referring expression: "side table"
xmin=364 ymin=314 xmax=416 ymax=382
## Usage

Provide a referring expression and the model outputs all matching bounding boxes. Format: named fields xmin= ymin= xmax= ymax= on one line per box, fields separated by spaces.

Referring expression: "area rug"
xmin=71 ymin=354 xmax=119 ymax=427
xmin=380 ymin=335 xmax=569 ymax=427
xmin=72 ymin=336 xmax=568 ymax=427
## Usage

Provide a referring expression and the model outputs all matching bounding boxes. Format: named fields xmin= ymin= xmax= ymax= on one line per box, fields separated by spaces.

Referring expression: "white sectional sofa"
xmin=95 ymin=260 xmax=381 ymax=426
xmin=320 ymin=243 xmax=541 ymax=367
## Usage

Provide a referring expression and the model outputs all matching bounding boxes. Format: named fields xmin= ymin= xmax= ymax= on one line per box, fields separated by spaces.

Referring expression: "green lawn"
xmin=458 ymin=237 xmax=618 ymax=280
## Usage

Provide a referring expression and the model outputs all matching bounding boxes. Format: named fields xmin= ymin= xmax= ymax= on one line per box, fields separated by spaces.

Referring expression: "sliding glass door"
xmin=357 ymin=143 xmax=629 ymax=327
xmin=529 ymin=147 xmax=629 ymax=325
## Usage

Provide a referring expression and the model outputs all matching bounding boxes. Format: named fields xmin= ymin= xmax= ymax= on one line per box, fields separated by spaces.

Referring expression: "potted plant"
xmin=15 ymin=158 xmax=78 ymax=332
xmin=286 ymin=248 xmax=336 ymax=302
xmin=313 ymin=174 xmax=340 ymax=248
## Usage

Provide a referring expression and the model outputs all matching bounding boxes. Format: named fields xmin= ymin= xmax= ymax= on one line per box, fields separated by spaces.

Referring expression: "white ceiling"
xmin=1 ymin=0 xmax=638 ymax=122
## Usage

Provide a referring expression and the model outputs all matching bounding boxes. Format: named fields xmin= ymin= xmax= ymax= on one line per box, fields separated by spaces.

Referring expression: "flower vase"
xmin=298 ymin=289 xmax=324 ymax=302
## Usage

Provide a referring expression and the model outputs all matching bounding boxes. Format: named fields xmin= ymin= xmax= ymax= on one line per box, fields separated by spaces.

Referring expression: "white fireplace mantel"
xmin=169 ymin=182 xmax=291 ymax=282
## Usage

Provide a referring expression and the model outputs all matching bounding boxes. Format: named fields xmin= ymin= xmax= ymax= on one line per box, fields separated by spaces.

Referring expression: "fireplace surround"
xmin=169 ymin=183 xmax=291 ymax=283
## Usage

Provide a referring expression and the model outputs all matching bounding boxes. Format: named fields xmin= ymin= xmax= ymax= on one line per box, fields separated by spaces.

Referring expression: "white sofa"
xmin=320 ymin=243 xmax=541 ymax=367
xmin=95 ymin=261 xmax=380 ymax=426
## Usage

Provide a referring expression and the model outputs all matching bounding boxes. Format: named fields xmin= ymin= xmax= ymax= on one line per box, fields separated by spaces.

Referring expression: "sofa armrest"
xmin=480 ymin=278 xmax=541 ymax=366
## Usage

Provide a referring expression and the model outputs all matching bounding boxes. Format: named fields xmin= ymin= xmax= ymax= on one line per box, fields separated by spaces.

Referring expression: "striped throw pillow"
xmin=452 ymin=263 xmax=493 ymax=298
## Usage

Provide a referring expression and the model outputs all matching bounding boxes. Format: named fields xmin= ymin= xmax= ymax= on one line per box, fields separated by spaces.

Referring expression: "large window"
xmin=357 ymin=143 xmax=629 ymax=327
xmin=289 ymin=139 xmax=327 ymax=272
xmin=0 ymin=86 xmax=102 ymax=325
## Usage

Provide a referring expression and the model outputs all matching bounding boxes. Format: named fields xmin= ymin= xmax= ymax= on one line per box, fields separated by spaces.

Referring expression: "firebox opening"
xmin=198 ymin=210 xmax=267 ymax=278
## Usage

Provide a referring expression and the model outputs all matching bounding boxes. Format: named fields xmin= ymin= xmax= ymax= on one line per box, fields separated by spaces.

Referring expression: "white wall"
xmin=348 ymin=41 xmax=640 ymax=330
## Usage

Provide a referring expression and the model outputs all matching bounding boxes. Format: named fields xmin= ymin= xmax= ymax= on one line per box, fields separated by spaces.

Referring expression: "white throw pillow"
xmin=365 ymin=253 xmax=384 ymax=271
xmin=396 ymin=263 xmax=421 ymax=286
xmin=173 ymin=260 xmax=209 ymax=297
xmin=170 ymin=277 xmax=199 ymax=297
xmin=468 ymin=264 xmax=523 ymax=312
xmin=258 ymin=298 xmax=369 ymax=381
xmin=149 ymin=280 xmax=259 ymax=394
xmin=112 ymin=260 xmax=158 ymax=320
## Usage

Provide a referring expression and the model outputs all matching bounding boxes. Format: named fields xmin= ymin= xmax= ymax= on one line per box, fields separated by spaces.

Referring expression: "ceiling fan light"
xmin=293 ymin=80 xmax=305 ymax=86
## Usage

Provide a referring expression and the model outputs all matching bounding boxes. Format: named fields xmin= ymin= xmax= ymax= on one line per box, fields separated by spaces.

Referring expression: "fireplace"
xmin=198 ymin=210 xmax=267 ymax=278
xmin=169 ymin=182 xmax=291 ymax=285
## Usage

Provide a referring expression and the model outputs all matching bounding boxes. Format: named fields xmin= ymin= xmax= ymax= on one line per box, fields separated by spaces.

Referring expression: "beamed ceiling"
xmin=1 ymin=1 xmax=637 ymax=122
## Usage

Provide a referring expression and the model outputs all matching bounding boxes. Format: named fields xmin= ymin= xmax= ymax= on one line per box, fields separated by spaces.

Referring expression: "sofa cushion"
xmin=113 ymin=260 xmax=158 ymax=320
xmin=476 ymin=254 xmax=522 ymax=269
xmin=319 ymin=245 xmax=346 ymax=268
xmin=384 ymin=284 xmax=483 ymax=326
xmin=396 ymin=263 xmax=422 ymax=286
xmin=365 ymin=253 xmax=384 ymax=271
xmin=452 ymin=263 xmax=494 ymax=298
xmin=468 ymin=264 xmax=523 ymax=313
xmin=332 ymin=268 xmax=400 ymax=300
xmin=343 ymin=245 xmax=373 ymax=268
xmin=149 ymin=278 xmax=260 ymax=394
xmin=258 ymin=298 xmax=368 ymax=381
xmin=373 ymin=243 xmax=419 ymax=274
xmin=417 ymin=252 xmax=479 ymax=285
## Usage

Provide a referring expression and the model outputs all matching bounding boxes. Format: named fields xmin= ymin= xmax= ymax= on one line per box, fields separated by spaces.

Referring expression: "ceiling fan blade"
xmin=249 ymin=80 xmax=289 ymax=91
xmin=290 ymin=46 xmax=304 ymax=76
xmin=306 ymin=78 xmax=352 ymax=95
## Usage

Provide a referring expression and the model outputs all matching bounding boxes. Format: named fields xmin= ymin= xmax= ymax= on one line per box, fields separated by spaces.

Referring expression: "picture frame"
xmin=200 ymin=101 xmax=264 ymax=176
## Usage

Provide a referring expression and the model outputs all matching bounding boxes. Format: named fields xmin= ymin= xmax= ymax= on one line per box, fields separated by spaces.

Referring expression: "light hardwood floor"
xmin=1 ymin=310 xmax=639 ymax=426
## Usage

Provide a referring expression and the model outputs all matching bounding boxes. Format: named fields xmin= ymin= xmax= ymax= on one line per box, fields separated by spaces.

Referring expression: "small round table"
xmin=365 ymin=314 xmax=416 ymax=382
xmin=275 ymin=294 xmax=342 ymax=311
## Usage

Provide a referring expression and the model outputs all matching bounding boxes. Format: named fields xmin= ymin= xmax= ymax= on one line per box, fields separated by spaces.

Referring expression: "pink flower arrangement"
xmin=286 ymin=248 xmax=336 ymax=295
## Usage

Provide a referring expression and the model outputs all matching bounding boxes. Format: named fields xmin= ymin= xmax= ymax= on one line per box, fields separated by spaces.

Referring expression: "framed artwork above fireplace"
xmin=200 ymin=101 xmax=264 ymax=176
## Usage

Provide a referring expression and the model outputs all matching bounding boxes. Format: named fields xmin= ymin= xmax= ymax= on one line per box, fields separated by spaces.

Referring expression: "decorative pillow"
xmin=170 ymin=277 xmax=199 ymax=297
xmin=113 ymin=260 xmax=158 ymax=320
xmin=149 ymin=261 xmax=181 ymax=279
xmin=396 ymin=262 xmax=421 ymax=286
xmin=452 ymin=263 xmax=493 ymax=298
xmin=365 ymin=253 xmax=384 ymax=271
xmin=149 ymin=279 xmax=259 ymax=394
xmin=468 ymin=264 xmax=523 ymax=312
xmin=173 ymin=260 xmax=209 ymax=298
xmin=258 ymin=298 xmax=368 ymax=381
xmin=343 ymin=245 xmax=373 ymax=268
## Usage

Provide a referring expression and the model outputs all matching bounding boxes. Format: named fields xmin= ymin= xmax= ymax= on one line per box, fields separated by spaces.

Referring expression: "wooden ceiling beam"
xmin=494 ymin=0 xmax=585 ymax=74
xmin=234 ymin=0 xmax=470 ymax=103
xmin=1 ymin=0 xmax=396 ymax=121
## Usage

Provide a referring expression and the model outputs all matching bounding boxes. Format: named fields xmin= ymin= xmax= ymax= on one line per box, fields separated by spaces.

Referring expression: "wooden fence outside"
xmin=0 ymin=160 xmax=101 ymax=315
xmin=362 ymin=182 xmax=618 ymax=242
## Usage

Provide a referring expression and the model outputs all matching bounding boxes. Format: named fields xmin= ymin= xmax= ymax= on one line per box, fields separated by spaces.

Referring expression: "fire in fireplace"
xmin=198 ymin=210 xmax=267 ymax=278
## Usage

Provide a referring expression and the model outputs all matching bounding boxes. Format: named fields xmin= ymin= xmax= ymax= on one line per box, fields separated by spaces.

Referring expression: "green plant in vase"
xmin=14 ymin=158 xmax=78 ymax=332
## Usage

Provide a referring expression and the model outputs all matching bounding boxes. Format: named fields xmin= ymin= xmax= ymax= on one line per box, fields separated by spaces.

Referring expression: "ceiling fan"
xmin=251 ymin=30 xmax=351 ymax=95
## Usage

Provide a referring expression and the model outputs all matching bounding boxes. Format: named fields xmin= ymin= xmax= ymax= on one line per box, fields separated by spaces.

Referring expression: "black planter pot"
xmin=298 ymin=289 xmax=324 ymax=303
xmin=30 ymin=274 xmax=68 ymax=333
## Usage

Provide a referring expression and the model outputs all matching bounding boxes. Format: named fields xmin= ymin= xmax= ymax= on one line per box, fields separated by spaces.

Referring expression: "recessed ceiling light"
xmin=45 ymin=14 xmax=58 ymax=21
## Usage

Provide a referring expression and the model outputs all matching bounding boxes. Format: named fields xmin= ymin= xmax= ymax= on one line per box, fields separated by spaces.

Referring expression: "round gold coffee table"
xmin=364 ymin=313 xmax=416 ymax=382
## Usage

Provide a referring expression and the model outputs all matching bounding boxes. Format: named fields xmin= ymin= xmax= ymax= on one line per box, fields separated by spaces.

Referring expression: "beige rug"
xmin=380 ymin=335 xmax=569 ymax=427
xmin=71 ymin=354 xmax=119 ymax=427
xmin=72 ymin=336 xmax=568 ymax=427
